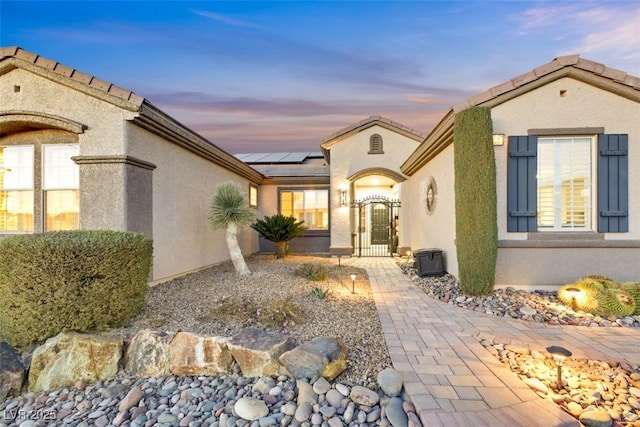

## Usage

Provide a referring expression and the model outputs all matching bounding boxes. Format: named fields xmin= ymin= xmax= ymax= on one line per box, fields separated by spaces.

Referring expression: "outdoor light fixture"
xmin=340 ymin=189 xmax=348 ymax=207
xmin=492 ymin=134 xmax=505 ymax=146
xmin=350 ymin=274 xmax=356 ymax=294
xmin=546 ymin=345 xmax=572 ymax=388
xmin=565 ymin=287 xmax=581 ymax=311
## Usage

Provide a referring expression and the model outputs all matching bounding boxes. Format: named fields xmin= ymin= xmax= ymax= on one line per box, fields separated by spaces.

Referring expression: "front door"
xmin=371 ymin=203 xmax=389 ymax=244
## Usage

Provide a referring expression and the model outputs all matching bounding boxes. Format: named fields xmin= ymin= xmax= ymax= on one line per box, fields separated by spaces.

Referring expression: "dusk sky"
xmin=2 ymin=1 xmax=639 ymax=154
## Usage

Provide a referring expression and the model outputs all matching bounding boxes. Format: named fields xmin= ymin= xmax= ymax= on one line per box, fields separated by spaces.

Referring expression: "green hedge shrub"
xmin=0 ymin=230 xmax=153 ymax=347
xmin=453 ymin=106 xmax=498 ymax=296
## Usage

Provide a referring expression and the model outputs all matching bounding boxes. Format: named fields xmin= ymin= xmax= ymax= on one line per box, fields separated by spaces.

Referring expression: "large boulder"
xmin=169 ymin=331 xmax=234 ymax=376
xmin=124 ymin=330 xmax=174 ymax=377
xmin=227 ymin=328 xmax=295 ymax=377
xmin=279 ymin=337 xmax=349 ymax=380
xmin=0 ymin=341 xmax=25 ymax=399
xmin=28 ymin=332 xmax=122 ymax=393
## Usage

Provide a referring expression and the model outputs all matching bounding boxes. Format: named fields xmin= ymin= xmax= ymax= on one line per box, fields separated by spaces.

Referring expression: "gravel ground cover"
xmin=402 ymin=266 xmax=640 ymax=328
xmin=116 ymin=254 xmax=392 ymax=389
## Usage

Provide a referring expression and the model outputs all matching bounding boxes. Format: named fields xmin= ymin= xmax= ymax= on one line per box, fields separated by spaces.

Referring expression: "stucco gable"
xmin=320 ymin=115 xmax=426 ymax=162
xmin=402 ymin=55 xmax=640 ymax=176
xmin=0 ymin=46 xmax=263 ymax=183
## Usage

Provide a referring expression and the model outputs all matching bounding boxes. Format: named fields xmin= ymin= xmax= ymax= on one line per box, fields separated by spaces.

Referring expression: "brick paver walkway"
xmin=342 ymin=257 xmax=640 ymax=427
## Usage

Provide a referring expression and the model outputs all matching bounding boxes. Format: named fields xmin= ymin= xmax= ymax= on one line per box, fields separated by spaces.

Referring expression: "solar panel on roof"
xmin=280 ymin=152 xmax=308 ymax=163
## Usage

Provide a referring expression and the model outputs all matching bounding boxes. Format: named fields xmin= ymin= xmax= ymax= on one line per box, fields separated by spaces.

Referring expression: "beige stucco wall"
xmin=1 ymin=68 xmax=259 ymax=282
xmin=1 ymin=68 xmax=133 ymax=156
xmin=126 ymin=124 xmax=259 ymax=281
xmin=491 ymin=77 xmax=640 ymax=286
xmin=327 ymin=125 xmax=419 ymax=251
xmin=400 ymin=145 xmax=458 ymax=275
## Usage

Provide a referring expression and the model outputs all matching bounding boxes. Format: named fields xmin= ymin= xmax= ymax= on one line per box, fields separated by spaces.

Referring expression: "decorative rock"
xmin=282 ymin=402 xmax=297 ymax=416
xmin=568 ymin=401 xmax=583 ymax=417
xmin=519 ymin=306 xmax=537 ymax=316
xmin=294 ymin=402 xmax=313 ymax=422
xmin=386 ymin=397 xmax=408 ymax=427
xmin=118 ymin=386 xmax=144 ymax=412
xmin=157 ymin=412 xmax=178 ymax=423
xmin=377 ymin=368 xmax=403 ymax=397
xmin=124 ymin=330 xmax=174 ymax=377
xmin=523 ymin=377 xmax=548 ymax=394
xmin=0 ymin=342 xmax=25 ymax=399
xmin=327 ymin=416 xmax=343 ymax=427
xmin=579 ymin=410 xmax=613 ymax=427
xmin=335 ymin=383 xmax=349 ymax=397
xmin=169 ymin=331 xmax=233 ymax=376
xmin=297 ymin=381 xmax=318 ymax=405
xmin=235 ymin=397 xmax=269 ymax=421
xmin=325 ymin=389 xmax=343 ymax=408
xmin=343 ymin=402 xmax=355 ymax=423
xmin=253 ymin=377 xmax=276 ymax=395
xmin=227 ymin=329 xmax=295 ymax=377
xmin=279 ymin=337 xmax=349 ymax=381
xmin=312 ymin=377 xmax=331 ymax=395
xmin=349 ymin=385 xmax=379 ymax=407
xmin=28 ymin=332 xmax=122 ymax=393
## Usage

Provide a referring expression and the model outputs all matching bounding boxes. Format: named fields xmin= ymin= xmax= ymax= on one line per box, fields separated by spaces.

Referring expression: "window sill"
xmin=499 ymin=235 xmax=640 ymax=248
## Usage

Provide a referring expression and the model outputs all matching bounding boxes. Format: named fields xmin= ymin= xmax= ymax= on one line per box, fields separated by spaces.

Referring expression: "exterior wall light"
xmin=350 ymin=274 xmax=356 ymax=294
xmin=546 ymin=345 xmax=572 ymax=388
xmin=340 ymin=189 xmax=348 ymax=207
xmin=492 ymin=134 xmax=505 ymax=146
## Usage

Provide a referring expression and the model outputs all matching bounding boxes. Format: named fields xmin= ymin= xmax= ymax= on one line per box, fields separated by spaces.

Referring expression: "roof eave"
xmin=401 ymin=110 xmax=454 ymax=176
xmin=133 ymin=101 xmax=264 ymax=184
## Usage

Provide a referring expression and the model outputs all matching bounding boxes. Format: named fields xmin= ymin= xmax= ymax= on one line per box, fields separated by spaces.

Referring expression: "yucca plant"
xmin=251 ymin=214 xmax=306 ymax=259
xmin=209 ymin=182 xmax=256 ymax=276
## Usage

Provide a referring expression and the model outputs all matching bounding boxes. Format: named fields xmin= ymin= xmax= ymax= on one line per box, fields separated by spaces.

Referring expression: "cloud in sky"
xmin=2 ymin=0 xmax=639 ymax=152
xmin=189 ymin=9 xmax=262 ymax=28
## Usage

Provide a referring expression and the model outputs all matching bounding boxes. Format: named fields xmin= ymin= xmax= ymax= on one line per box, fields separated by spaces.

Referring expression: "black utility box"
xmin=414 ymin=248 xmax=445 ymax=277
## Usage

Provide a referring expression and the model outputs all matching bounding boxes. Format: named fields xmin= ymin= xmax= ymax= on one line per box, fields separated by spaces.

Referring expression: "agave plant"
xmin=251 ymin=214 xmax=306 ymax=259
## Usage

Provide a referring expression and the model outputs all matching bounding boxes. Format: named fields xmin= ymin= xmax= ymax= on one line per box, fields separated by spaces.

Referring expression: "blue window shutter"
xmin=507 ymin=136 xmax=538 ymax=232
xmin=598 ymin=134 xmax=628 ymax=232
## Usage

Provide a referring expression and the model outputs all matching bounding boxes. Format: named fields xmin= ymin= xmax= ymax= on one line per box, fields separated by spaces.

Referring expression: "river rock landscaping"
xmin=1 ymin=255 xmax=400 ymax=426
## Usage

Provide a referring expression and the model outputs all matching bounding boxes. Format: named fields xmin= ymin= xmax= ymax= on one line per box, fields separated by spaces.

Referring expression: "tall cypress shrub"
xmin=453 ymin=107 xmax=498 ymax=295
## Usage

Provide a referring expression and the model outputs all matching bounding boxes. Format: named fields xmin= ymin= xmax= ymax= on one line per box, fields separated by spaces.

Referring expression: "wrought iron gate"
xmin=351 ymin=195 xmax=401 ymax=257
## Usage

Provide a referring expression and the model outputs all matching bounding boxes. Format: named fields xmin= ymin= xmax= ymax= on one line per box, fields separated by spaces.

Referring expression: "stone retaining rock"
xmin=169 ymin=331 xmax=233 ymax=376
xmin=227 ymin=328 xmax=295 ymax=377
xmin=279 ymin=337 xmax=349 ymax=381
xmin=28 ymin=331 xmax=122 ymax=393
xmin=123 ymin=329 xmax=173 ymax=377
xmin=0 ymin=342 xmax=25 ymax=400
xmin=377 ymin=368 xmax=403 ymax=397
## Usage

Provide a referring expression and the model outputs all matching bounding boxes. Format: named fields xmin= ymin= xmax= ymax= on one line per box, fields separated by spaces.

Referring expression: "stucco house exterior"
xmin=0 ymin=47 xmax=262 ymax=282
xmin=2 ymin=46 xmax=638 ymax=288
xmin=401 ymin=55 xmax=640 ymax=287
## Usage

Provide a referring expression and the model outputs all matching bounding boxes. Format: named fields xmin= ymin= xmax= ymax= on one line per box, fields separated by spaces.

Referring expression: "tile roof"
xmin=0 ymin=46 xmax=144 ymax=106
xmin=453 ymin=54 xmax=640 ymax=112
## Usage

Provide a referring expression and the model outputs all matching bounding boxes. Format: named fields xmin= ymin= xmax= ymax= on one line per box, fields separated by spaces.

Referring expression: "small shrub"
xmin=256 ymin=296 xmax=303 ymax=329
xmin=295 ymin=263 xmax=328 ymax=281
xmin=310 ymin=286 xmax=330 ymax=299
xmin=0 ymin=230 xmax=153 ymax=347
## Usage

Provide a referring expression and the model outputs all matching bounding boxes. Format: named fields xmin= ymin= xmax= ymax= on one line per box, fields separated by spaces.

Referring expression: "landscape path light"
xmin=547 ymin=345 xmax=572 ymax=388
xmin=350 ymin=274 xmax=356 ymax=294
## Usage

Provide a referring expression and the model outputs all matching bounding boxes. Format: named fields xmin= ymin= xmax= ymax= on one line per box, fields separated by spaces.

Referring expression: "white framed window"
xmin=537 ymin=137 xmax=592 ymax=231
xmin=0 ymin=145 xmax=34 ymax=233
xmin=42 ymin=144 xmax=80 ymax=231
xmin=280 ymin=189 xmax=328 ymax=230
